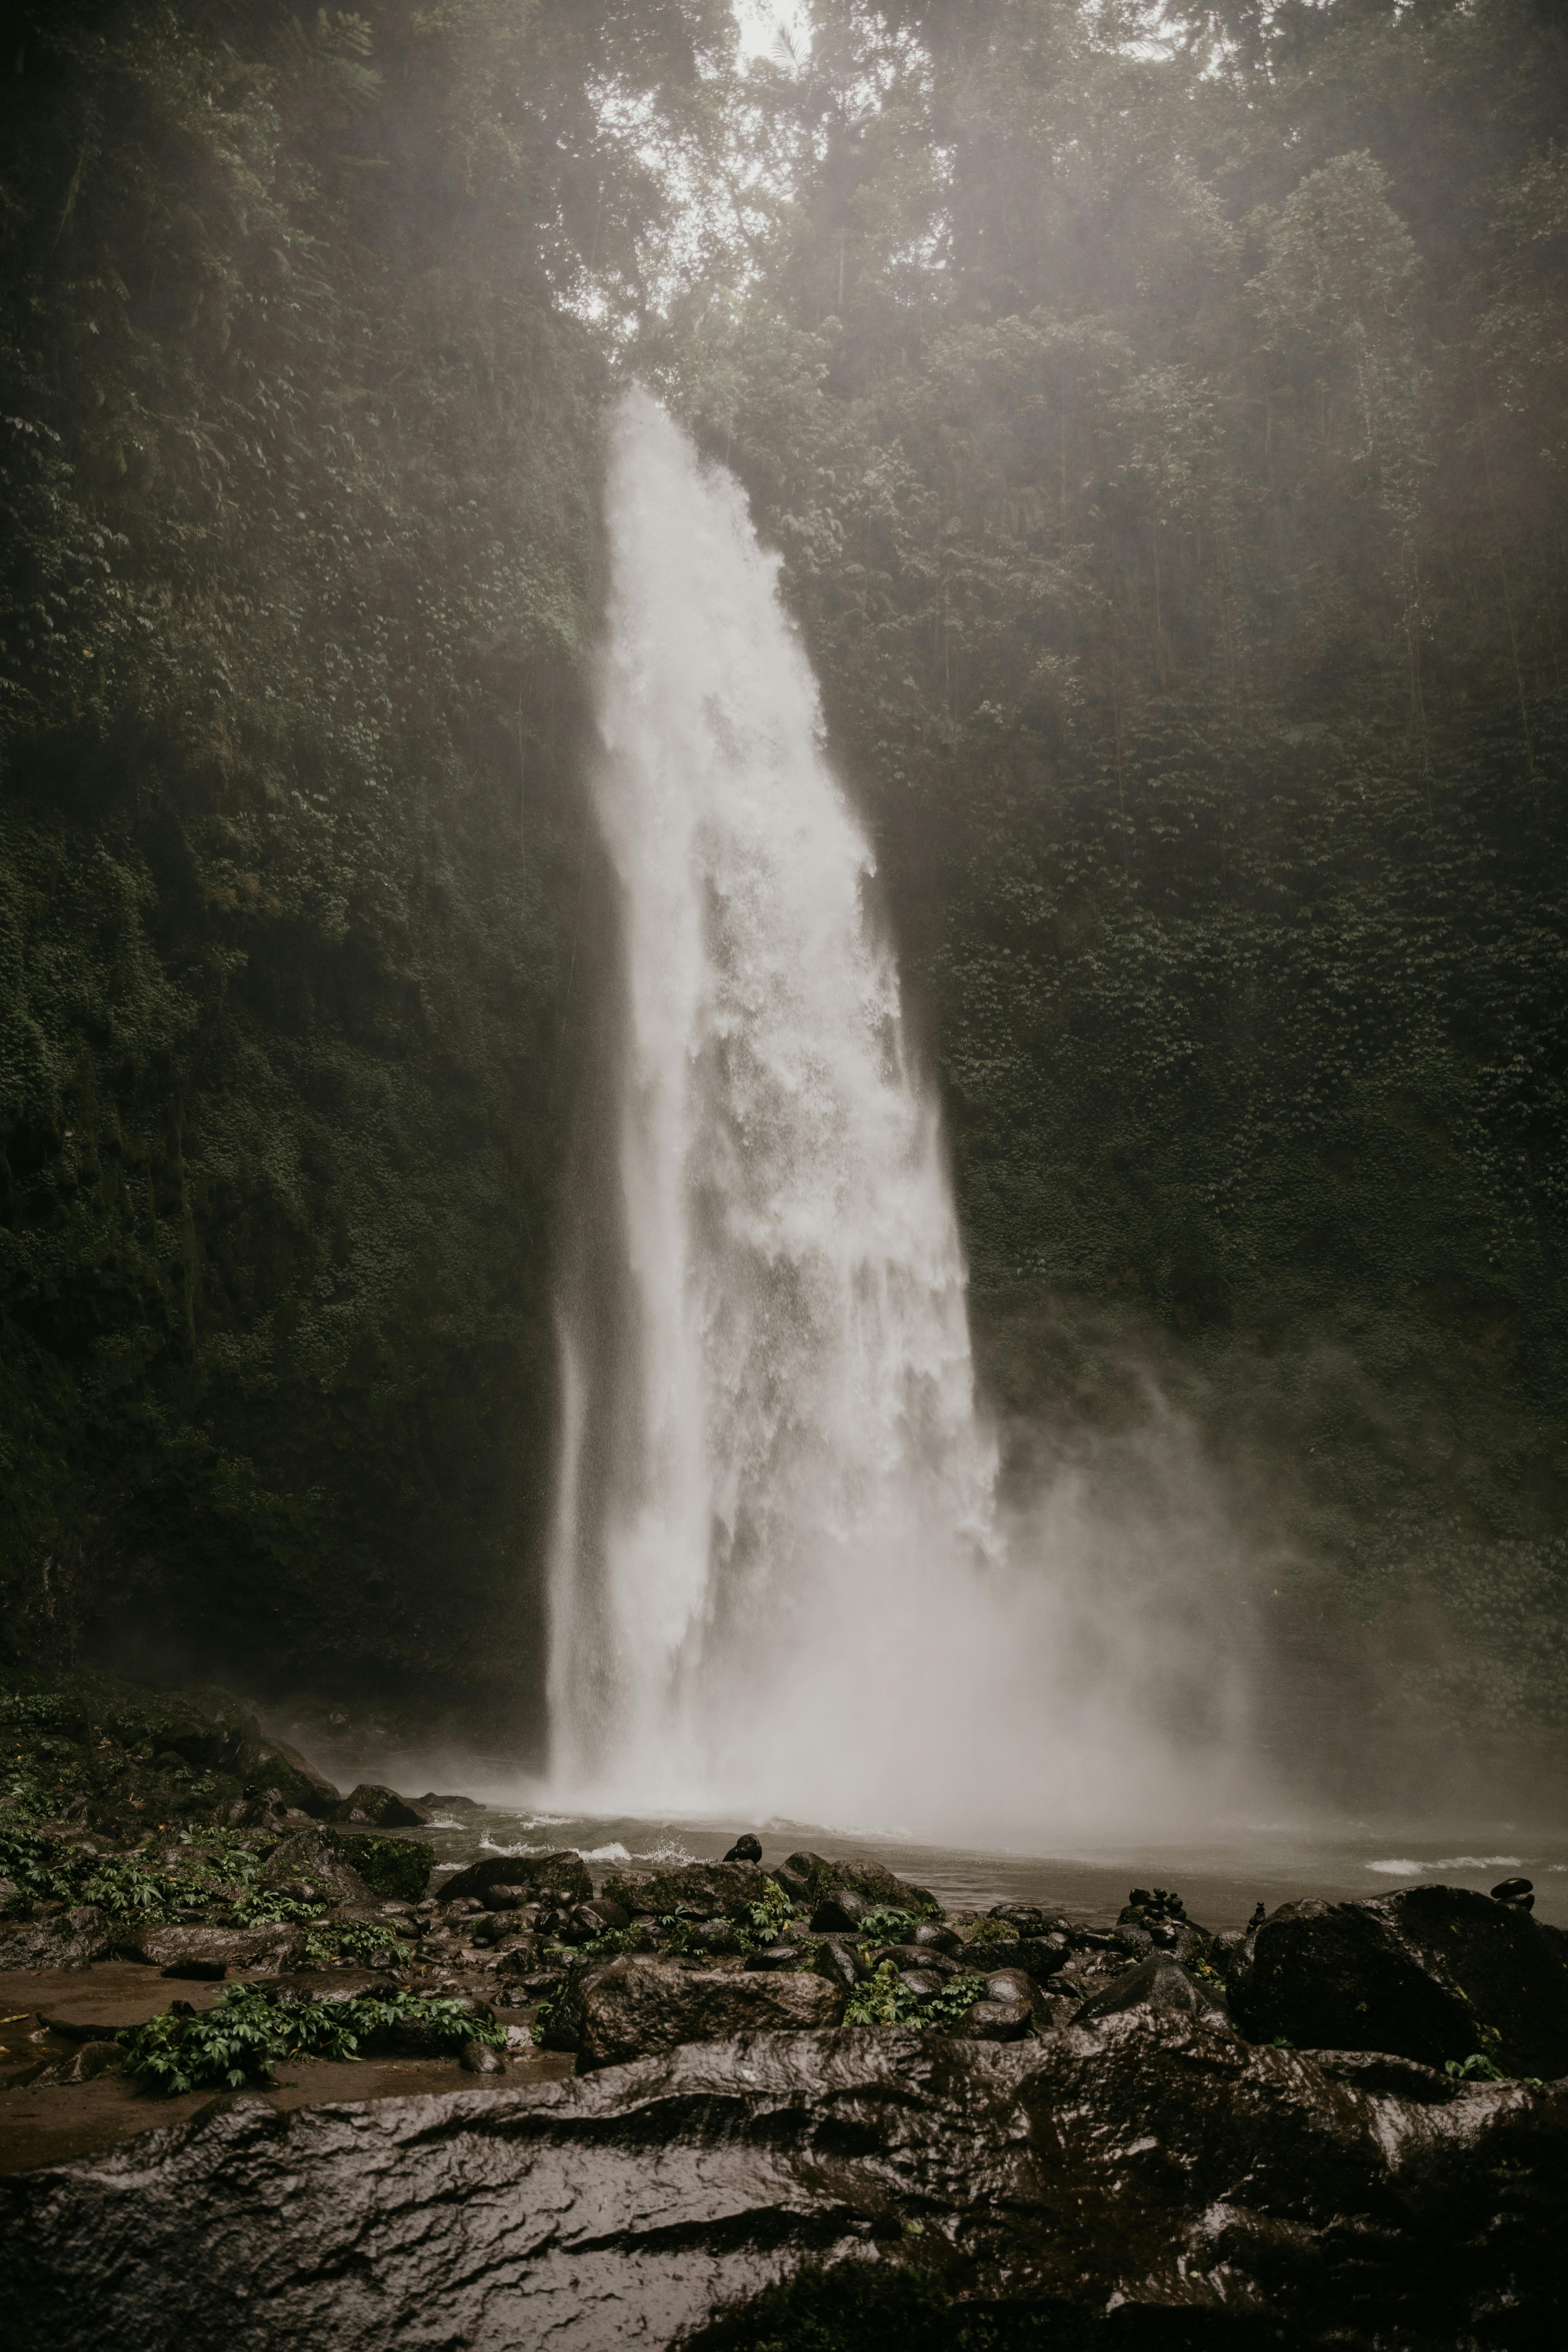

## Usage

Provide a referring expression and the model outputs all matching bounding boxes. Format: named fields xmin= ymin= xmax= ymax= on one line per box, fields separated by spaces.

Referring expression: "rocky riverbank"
xmin=3 ymin=1678 xmax=1567 ymax=2349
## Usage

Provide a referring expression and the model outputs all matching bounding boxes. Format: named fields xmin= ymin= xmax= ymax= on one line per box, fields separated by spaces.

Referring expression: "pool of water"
xmin=407 ymin=1807 xmax=1568 ymax=1931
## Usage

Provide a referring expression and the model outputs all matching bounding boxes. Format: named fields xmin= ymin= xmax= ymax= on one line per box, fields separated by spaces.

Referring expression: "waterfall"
xmin=548 ymin=391 xmax=998 ymax=1819
xmin=548 ymin=391 xmax=1256 ymax=1835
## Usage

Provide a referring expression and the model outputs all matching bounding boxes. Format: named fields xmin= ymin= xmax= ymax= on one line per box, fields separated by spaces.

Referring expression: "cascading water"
xmin=548 ymin=390 xmax=1256 ymax=1836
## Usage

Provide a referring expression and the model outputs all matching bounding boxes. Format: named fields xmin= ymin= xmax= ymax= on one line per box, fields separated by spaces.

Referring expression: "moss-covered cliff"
xmin=0 ymin=0 xmax=727 ymax=1735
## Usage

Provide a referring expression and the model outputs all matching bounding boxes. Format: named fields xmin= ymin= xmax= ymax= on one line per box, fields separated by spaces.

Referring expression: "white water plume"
xmin=546 ymin=389 xmax=1256 ymax=1839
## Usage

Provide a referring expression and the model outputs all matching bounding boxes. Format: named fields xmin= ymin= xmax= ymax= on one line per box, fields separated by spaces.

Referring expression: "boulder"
xmin=955 ymin=1997 xmax=1032 ymax=2041
xmin=721 ymin=1834 xmax=763 ymax=1864
xmin=685 ymin=1918 xmax=745 ymax=1958
xmin=0 ymin=1917 xmax=112 ymax=1972
xmin=239 ymin=1738 xmax=340 ymax=1819
xmin=1235 ymin=1884 xmax=1568 ymax=2076
xmin=1074 ymin=1954 xmax=1233 ymax=2033
xmin=909 ymin=1921 xmax=963 ymax=1956
xmin=598 ymin=1860 xmax=760 ymax=1923
xmin=417 ymin=1793 xmax=482 ymax=1811
xmin=8 ymin=2018 xmax=1562 ymax=2351
xmin=574 ymin=1958 xmax=845 ymax=2072
xmin=982 ymin=1967 xmax=1039 ymax=2007
xmin=255 ymin=1830 xmax=381 ymax=1917
xmin=809 ymin=1889 xmax=871 ymax=1933
xmin=439 ymin=1850 xmax=591 ymax=1910
xmin=774 ymin=1851 xmax=937 ymax=1917
xmin=460 ymin=2041 xmax=506 ymax=2076
xmin=744 ymin=1942 xmax=807 ymax=1973
xmin=117 ymin=1924 xmax=298 ymax=1976
xmin=811 ymin=1938 xmax=864 ymax=1995
xmin=331 ymin=1784 xmax=433 ymax=1830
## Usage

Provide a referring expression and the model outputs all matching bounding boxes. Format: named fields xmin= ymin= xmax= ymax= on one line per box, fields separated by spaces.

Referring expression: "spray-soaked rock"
xmin=598 ymin=1860 xmax=761 ymax=1922
xmin=114 ymin=1923 xmax=300 ymax=1977
xmin=955 ymin=1996 xmax=1033 ymax=2041
xmin=329 ymin=1784 xmax=432 ymax=1829
xmin=1074 ymin=1953 xmax=1234 ymax=2033
xmin=439 ymin=1850 xmax=591 ymax=1910
xmin=776 ymin=1851 xmax=937 ymax=1916
xmin=8 ymin=2018 xmax=1564 ymax=2351
xmin=575 ymin=1959 xmax=845 ymax=2071
xmin=722 ymin=1834 xmax=763 ymax=1864
xmin=1234 ymin=1884 xmax=1568 ymax=2076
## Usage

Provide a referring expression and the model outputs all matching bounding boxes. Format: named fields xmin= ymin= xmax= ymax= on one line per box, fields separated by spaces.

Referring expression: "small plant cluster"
xmin=294 ymin=1919 xmax=403 ymax=1969
xmin=581 ymin=1876 xmax=800 ymax=1962
xmin=0 ymin=1810 xmax=327 ymax=1929
xmin=123 ymin=1984 xmax=503 ymax=2094
xmin=1444 ymin=2052 xmax=1542 ymax=2087
xmin=843 ymin=1960 xmax=990 ymax=2030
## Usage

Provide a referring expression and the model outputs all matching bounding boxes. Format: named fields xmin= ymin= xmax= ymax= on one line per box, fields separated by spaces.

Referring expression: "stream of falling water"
xmin=547 ymin=391 xmax=1253 ymax=1836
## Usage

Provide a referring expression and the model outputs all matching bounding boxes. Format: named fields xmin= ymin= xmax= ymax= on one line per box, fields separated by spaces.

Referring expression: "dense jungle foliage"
xmin=3 ymin=0 xmax=1565 ymax=1787
xmin=0 ymin=0 xmax=729 ymax=1732
xmin=660 ymin=0 xmax=1568 ymax=1788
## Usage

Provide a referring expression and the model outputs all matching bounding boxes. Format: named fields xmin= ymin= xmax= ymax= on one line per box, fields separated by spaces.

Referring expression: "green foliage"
xmin=0 ymin=0 xmax=734 ymax=1727
xmin=683 ymin=2260 xmax=1059 ymax=2352
xmin=578 ymin=1924 xmax=644 ymax=1958
xmin=853 ymin=1907 xmax=916 ymax=1946
xmin=1441 ymin=2050 xmax=1543 ymax=2086
xmin=122 ymin=1980 xmax=501 ymax=2093
xmin=331 ymin=1833 xmax=431 ymax=1904
xmin=962 ymin=1920 xmax=1014 ymax=1949
xmin=293 ymin=1917 xmax=401 ymax=1968
xmin=843 ymin=1958 xmax=989 ymax=2029
xmin=747 ymin=1876 xmax=797 ymax=1943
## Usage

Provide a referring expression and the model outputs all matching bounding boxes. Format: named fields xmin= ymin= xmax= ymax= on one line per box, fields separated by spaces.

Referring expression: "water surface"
xmin=413 ymin=1806 xmax=1568 ymax=1932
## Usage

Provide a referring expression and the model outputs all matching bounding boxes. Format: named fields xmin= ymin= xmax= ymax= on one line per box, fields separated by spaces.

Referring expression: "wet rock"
xmin=721 ymin=1834 xmax=763 ymax=1864
xmin=909 ymin=1921 xmax=962 ymax=1955
xmin=239 ymin=1738 xmax=340 ymax=1820
xmin=0 ymin=1917 xmax=113 ymax=1972
xmin=3 ymin=2019 xmax=1568 ymax=2349
xmin=598 ymin=1860 xmax=759 ymax=1923
xmin=895 ymin=1969 xmax=944 ymax=2000
xmin=256 ymin=1829 xmax=382 ymax=1917
xmin=744 ymin=1942 xmax=806 ymax=1973
xmin=955 ymin=1996 xmax=1033 ymax=2042
xmin=416 ymin=1793 xmax=482 ymax=1811
xmin=776 ymin=1851 xmax=936 ymax=1916
xmin=512 ymin=1970 xmax=565 ymax=2001
xmin=686 ymin=1918 xmax=745 ymax=1958
xmin=809 ymin=1889 xmax=871 ymax=1933
xmin=1074 ymin=1953 xmax=1233 ymax=2033
xmin=575 ymin=1958 xmax=845 ymax=2072
xmin=575 ymin=1896 xmax=631 ymax=1936
xmin=810 ymin=1938 xmax=864 ymax=1995
xmin=983 ymin=1967 xmax=1039 ymax=2007
xmin=440 ymin=1850 xmax=591 ymax=1910
xmin=1492 ymin=1876 xmax=1535 ymax=1912
xmin=484 ymin=1885 xmax=532 ymax=1911
xmin=331 ymin=1784 xmax=433 ymax=1830
xmin=879 ymin=1943 xmax=959 ymax=1976
xmin=119 ymin=1924 xmax=299 ymax=1976
xmin=459 ymin=2041 xmax=506 ymax=2075
xmin=1235 ymin=1884 xmax=1568 ymax=2076
xmin=988 ymin=1902 xmax=1048 ymax=1933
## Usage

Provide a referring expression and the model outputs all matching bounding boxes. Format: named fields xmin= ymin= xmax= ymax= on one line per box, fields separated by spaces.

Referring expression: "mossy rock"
xmin=332 ymin=1833 xmax=432 ymax=1904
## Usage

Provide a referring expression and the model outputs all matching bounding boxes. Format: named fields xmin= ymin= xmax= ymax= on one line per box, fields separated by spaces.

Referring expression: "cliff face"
xmin=0 ymin=0 xmax=725 ymax=1734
